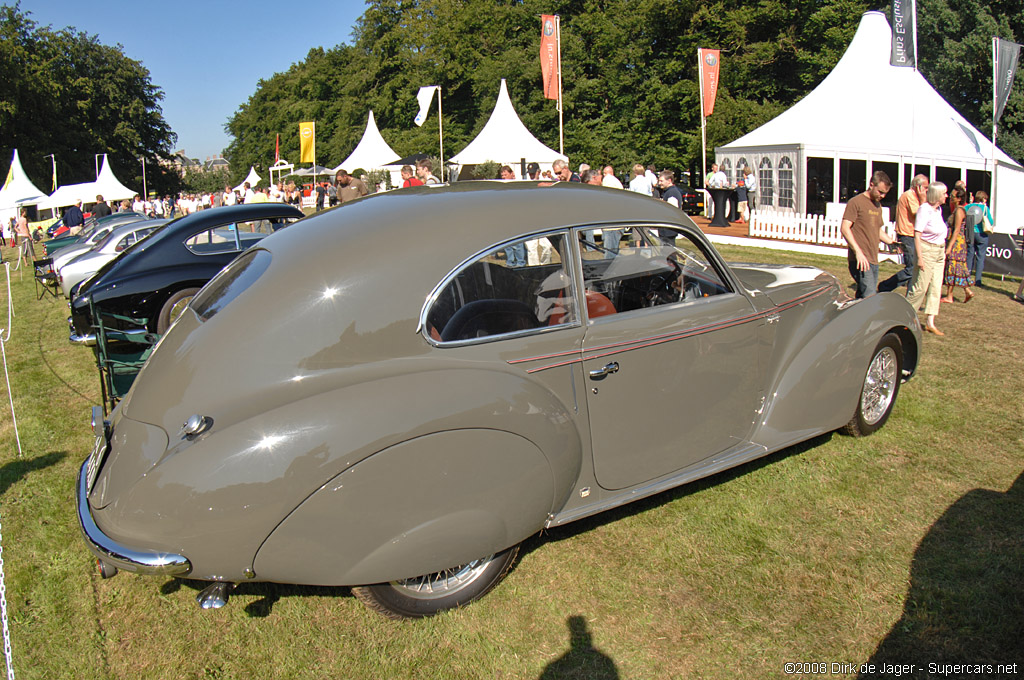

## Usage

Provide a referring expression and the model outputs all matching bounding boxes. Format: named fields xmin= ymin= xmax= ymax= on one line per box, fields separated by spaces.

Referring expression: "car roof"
xmin=92 ymin=218 xmax=168 ymax=250
xmin=256 ymin=181 xmax=702 ymax=298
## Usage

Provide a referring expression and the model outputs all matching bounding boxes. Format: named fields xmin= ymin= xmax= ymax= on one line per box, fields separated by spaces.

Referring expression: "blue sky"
xmin=16 ymin=0 xmax=366 ymax=160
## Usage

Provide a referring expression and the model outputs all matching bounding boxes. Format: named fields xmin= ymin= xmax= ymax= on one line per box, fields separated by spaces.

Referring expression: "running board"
xmin=546 ymin=442 xmax=769 ymax=528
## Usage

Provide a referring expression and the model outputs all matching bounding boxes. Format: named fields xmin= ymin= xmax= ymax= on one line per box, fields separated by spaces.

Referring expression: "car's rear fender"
xmin=253 ymin=428 xmax=555 ymax=585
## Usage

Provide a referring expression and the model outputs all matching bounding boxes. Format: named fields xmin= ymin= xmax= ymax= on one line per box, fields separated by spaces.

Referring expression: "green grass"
xmin=0 ymin=242 xmax=1021 ymax=679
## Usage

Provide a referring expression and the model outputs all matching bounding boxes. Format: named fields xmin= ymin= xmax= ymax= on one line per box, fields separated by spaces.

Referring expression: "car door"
xmin=577 ymin=225 xmax=766 ymax=491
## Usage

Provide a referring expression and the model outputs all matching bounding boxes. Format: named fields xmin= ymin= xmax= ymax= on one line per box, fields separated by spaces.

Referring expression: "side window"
xmin=185 ymin=225 xmax=242 ymax=255
xmin=578 ymin=227 xmax=729 ymax=316
xmin=425 ymin=232 xmax=576 ymax=343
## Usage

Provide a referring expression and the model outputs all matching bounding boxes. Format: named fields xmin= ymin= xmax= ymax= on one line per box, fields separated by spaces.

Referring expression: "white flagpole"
xmin=699 ymin=49 xmax=707 ymax=188
xmin=438 ymin=87 xmax=445 ymax=182
xmin=557 ymin=15 xmax=564 ymax=156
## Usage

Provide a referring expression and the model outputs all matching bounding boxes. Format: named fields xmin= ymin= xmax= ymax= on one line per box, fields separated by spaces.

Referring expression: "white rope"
xmin=0 ymin=263 xmax=20 ymax=458
xmin=0 ymin=263 xmax=17 ymax=680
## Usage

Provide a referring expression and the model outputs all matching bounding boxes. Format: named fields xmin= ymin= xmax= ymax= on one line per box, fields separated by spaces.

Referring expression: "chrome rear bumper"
xmin=76 ymin=458 xmax=192 ymax=576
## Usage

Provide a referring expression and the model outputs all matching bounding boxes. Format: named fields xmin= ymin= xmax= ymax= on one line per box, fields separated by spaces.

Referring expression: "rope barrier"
xmin=0 ymin=261 xmax=17 ymax=679
xmin=0 ymin=263 xmax=21 ymax=458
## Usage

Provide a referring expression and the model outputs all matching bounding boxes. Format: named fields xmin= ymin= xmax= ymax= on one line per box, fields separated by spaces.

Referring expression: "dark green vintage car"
xmin=78 ymin=181 xmax=921 ymax=618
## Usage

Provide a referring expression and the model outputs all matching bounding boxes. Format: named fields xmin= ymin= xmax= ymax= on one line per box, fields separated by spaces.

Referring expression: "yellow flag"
xmin=299 ymin=121 xmax=316 ymax=163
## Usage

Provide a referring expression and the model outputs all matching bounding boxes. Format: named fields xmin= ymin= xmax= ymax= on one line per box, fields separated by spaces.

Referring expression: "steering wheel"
xmin=643 ymin=257 xmax=683 ymax=307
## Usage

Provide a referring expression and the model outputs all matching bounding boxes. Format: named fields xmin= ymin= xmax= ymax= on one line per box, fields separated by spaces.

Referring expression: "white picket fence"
xmin=748 ymin=209 xmax=895 ymax=247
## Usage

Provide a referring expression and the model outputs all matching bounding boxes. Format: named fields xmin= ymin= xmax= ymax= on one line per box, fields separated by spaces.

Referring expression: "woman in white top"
xmin=905 ymin=181 xmax=948 ymax=336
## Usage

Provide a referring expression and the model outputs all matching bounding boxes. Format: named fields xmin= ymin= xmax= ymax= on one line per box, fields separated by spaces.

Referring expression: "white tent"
xmin=450 ymin=79 xmax=566 ymax=178
xmin=39 ymin=182 xmax=95 ymax=211
xmin=331 ymin=111 xmax=402 ymax=184
xmin=0 ymin=149 xmax=50 ymax=220
xmin=233 ymin=166 xmax=261 ymax=191
xmin=92 ymin=155 xmax=137 ymax=202
xmin=38 ymin=155 xmax=137 ymax=210
xmin=717 ymin=11 xmax=1024 ymax=234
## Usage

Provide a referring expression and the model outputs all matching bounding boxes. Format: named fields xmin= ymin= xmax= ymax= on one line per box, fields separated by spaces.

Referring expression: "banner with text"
xmin=890 ymin=0 xmax=917 ymax=67
xmin=699 ymin=49 xmax=720 ymax=117
xmin=299 ymin=121 xmax=315 ymax=163
xmin=994 ymin=38 xmax=1021 ymax=124
xmin=540 ymin=15 xmax=560 ymax=100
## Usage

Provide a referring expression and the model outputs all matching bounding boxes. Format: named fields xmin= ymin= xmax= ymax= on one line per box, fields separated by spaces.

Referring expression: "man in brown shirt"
xmin=879 ymin=174 xmax=929 ymax=293
xmin=335 ymin=170 xmax=368 ymax=203
xmin=840 ymin=171 xmax=894 ymax=298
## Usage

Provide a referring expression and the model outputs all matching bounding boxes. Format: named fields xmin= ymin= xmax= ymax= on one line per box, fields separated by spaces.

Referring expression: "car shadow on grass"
xmin=0 ymin=451 xmax=66 ymax=496
xmin=160 ymin=578 xmax=347 ymax=618
xmin=857 ymin=471 xmax=1024 ymax=677
xmin=522 ymin=432 xmax=833 ymax=554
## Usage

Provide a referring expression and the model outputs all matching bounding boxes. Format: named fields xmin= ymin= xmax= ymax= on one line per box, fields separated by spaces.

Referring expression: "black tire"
xmin=156 ymin=287 xmax=201 ymax=334
xmin=351 ymin=545 xmax=519 ymax=619
xmin=842 ymin=332 xmax=902 ymax=437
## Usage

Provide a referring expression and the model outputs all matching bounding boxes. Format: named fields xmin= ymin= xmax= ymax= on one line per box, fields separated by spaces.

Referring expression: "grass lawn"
xmin=0 ymin=241 xmax=1020 ymax=679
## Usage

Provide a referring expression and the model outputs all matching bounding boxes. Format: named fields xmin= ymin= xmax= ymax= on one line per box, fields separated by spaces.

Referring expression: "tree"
xmin=0 ymin=4 xmax=180 ymax=197
xmin=223 ymin=0 xmax=1022 ymax=181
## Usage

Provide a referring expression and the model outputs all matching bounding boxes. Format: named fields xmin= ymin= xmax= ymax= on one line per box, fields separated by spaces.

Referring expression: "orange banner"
xmin=699 ymin=49 xmax=720 ymax=117
xmin=540 ymin=15 xmax=560 ymax=100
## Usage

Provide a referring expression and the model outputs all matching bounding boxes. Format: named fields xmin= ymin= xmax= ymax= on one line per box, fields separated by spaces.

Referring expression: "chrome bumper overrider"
xmin=69 ymin=332 xmax=96 ymax=346
xmin=76 ymin=458 xmax=192 ymax=576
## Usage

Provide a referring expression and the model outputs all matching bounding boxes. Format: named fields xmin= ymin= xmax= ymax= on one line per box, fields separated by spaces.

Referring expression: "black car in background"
xmin=677 ymin=181 xmax=705 ymax=216
xmin=69 ymin=203 xmax=303 ymax=343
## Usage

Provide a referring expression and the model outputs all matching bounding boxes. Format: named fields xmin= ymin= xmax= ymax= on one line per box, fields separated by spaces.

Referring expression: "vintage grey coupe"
xmin=77 ymin=181 xmax=921 ymax=618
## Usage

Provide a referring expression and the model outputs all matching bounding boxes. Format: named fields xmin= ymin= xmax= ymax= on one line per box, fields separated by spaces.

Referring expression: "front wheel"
xmin=156 ymin=287 xmax=200 ymax=334
xmin=351 ymin=545 xmax=519 ymax=619
xmin=842 ymin=332 xmax=902 ymax=437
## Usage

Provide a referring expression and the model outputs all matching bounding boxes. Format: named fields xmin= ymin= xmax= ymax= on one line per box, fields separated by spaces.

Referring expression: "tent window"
xmin=778 ymin=157 xmax=794 ymax=209
xmin=839 ymin=159 xmax=866 ymax=201
xmin=759 ymin=157 xmax=774 ymax=207
xmin=737 ymin=158 xmax=748 ymax=178
xmin=721 ymin=158 xmax=733 ymax=185
xmin=807 ymin=157 xmax=833 ymax=216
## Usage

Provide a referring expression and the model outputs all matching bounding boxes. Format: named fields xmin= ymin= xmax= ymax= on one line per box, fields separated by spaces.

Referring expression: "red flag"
xmin=275 ymin=133 xmax=280 ymax=163
xmin=540 ymin=15 xmax=560 ymax=100
xmin=699 ymin=49 xmax=720 ymax=117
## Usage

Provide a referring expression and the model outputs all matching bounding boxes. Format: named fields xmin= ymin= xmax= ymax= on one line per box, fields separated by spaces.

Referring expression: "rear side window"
xmin=424 ymin=232 xmax=576 ymax=344
xmin=191 ymin=249 xmax=272 ymax=321
xmin=185 ymin=226 xmax=242 ymax=254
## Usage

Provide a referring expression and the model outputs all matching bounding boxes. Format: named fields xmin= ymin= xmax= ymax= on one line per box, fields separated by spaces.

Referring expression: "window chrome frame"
xmin=418 ymin=228 xmax=581 ymax=347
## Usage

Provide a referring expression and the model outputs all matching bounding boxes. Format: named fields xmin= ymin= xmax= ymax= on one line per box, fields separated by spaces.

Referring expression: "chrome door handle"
xmin=589 ymin=361 xmax=619 ymax=379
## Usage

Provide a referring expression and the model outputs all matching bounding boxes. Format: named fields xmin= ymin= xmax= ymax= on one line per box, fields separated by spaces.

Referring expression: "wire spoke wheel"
xmin=861 ymin=346 xmax=898 ymax=425
xmin=352 ymin=545 xmax=519 ymax=619
xmin=391 ymin=557 xmax=494 ymax=600
xmin=842 ymin=333 xmax=903 ymax=437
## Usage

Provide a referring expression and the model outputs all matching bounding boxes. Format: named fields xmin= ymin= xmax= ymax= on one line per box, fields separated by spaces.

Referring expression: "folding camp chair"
xmin=33 ymin=258 xmax=59 ymax=299
xmin=90 ymin=299 xmax=158 ymax=413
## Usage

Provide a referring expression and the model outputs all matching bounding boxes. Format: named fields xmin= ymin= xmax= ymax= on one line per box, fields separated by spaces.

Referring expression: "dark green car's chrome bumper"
xmin=76 ymin=458 xmax=192 ymax=576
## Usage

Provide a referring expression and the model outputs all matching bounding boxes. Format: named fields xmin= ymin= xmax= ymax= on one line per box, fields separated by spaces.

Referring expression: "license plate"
xmin=85 ymin=432 xmax=109 ymax=494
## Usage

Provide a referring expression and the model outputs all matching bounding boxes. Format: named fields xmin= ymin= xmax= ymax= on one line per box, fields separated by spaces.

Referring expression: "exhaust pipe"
xmin=196 ymin=582 xmax=234 ymax=609
xmin=96 ymin=558 xmax=118 ymax=579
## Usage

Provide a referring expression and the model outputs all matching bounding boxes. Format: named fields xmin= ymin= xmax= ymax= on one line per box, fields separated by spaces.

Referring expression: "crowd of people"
xmin=842 ymin=171 xmax=995 ymax=336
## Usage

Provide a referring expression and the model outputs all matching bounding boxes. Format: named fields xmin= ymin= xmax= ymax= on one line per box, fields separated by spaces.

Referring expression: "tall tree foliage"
xmin=0 ymin=4 xmax=179 ymax=196
xmin=225 ymin=0 xmax=1022 ymax=184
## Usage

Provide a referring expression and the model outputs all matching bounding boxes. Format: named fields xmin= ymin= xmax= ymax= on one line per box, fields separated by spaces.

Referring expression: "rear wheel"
xmin=156 ymin=287 xmax=200 ymax=334
xmin=352 ymin=545 xmax=519 ymax=619
xmin=842 ymin=333 xmax=902 ymax=437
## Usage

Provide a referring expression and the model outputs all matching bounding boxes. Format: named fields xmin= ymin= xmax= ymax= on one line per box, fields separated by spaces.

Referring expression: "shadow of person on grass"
xmin=858 ymin=472 xmax=1024 ymax=677
xmin=0 ymin=451 xmax=66 ymax=496
xmin=539 ymin=615 xmax=619 ymax=680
